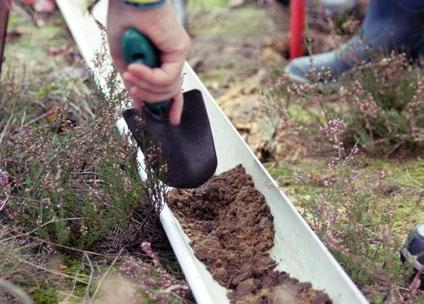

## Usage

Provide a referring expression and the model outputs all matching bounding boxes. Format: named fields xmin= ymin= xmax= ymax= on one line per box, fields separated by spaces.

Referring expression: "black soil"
xmin=167 ymin=165 xmax=331 ymax=303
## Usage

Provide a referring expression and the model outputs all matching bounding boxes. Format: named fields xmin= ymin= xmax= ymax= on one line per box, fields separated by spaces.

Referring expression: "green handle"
xmin=121 ymin=28 xmax=170 ymax=111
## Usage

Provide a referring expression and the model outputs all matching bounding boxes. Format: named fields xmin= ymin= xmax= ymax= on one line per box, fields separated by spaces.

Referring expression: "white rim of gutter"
xmin=56 ymin=1 xmax=369 ymax=303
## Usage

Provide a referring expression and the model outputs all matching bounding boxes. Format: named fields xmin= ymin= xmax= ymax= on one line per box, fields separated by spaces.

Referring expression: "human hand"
xmin=107 ymin=0 xmax=191 ymax=125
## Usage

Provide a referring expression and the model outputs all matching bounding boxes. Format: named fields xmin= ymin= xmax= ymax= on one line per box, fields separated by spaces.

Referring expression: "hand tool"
xmin=121 ymin=28 xmax=217 ymax=188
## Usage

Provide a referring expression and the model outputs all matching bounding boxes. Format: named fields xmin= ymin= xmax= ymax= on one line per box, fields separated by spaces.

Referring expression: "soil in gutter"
xmin=167 ymin=165 xmax=331 ymax=303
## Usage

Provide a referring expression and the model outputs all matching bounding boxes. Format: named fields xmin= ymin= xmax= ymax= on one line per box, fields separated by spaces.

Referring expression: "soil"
xmin=167 ymin=165 xmax=331 ymax=303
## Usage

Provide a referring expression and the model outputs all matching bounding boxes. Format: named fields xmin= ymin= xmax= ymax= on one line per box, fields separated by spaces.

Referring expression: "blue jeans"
xmin=397 ymin=0 xmax=424 ymax=13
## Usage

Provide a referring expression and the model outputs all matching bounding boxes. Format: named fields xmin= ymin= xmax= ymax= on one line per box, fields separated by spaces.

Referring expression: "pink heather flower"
xmin=141 ymin=241 xmax=153 ymax=256
xmin=320 ymin=119 xmax=348 ymax=142
xmin=359 ymin=98 xmax=379 ymax=119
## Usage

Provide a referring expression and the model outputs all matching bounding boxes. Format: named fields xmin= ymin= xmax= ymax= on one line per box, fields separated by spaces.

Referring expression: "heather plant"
xmin=119 ymin=241 xmax=189 ymax=304
xmin=0 ymin=64 xmax=166 ymax=252
xmin=264 ymin=52 xmax=424 ymax=156
xmin=263 ymin=49 xmax=424 ymax=302
xmin=297 ymin=119 xmax=424 ymax=302
xmin=339 ymin=52 xmax=424 ymax=155
xmin=0 ymin=9 xmax=183 ymax=301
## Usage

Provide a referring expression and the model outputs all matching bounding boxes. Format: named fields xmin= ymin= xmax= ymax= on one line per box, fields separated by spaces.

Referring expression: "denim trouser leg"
xmin=397 ymin=0 xmax=424 ymax=13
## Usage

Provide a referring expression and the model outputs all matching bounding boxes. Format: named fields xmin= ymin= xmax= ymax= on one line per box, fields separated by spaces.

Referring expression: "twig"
xmin=12 ymin=3 xmax=33 ymax=22
xmin=20 ymin=109 xmax=55 ymax=129
xmin=0 ymin=111 xmax=13 ymax=147
xmin=384 ymin=141 xmax=405 ymax=158
xmin=0 ymin=196 xmax=9 ymax=211
xmin=15 ymin=257 xmax=88 ymax=284
xmin=76 ymin=171 xmax=104 ymax=177
xmin=405 ymin=169 xmax=423 ymax=187
xmin=0 ymin=217 xmax=82 ymax=243
xmin=0 ymin=279 xmax=33 ymax=304
xmin=61 ymin=265 xmax=82 ymax=303
xmin=83 ymin=252 xmax=94 ymax=304
xmin=91 ymin=248 xmax=124 ymax=302
xmin=20 ymin=235 xmax=107 ymax=257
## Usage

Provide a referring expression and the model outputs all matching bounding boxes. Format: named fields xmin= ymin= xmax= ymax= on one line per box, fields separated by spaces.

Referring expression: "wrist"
xmin=122 ymin=0 xmax=166 ymax=9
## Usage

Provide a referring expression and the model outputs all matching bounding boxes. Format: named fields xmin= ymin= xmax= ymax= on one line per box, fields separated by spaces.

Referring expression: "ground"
xmin=188 ymin=1 xmax=424 ymax=303
xmin=1 ymin=0 xmax=424 ymax=303
xmin=1 ymin=3 xmax=191 ymax=303
xmin=189 ymin=0 xmax=423 ymax=237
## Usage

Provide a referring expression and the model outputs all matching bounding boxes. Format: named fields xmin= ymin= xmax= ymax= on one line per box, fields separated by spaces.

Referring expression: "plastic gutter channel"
xmin=56 ymin=1 xmax=369 ymax=303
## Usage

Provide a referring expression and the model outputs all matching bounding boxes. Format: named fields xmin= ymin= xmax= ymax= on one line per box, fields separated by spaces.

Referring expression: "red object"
xmin=290 ymin=0 xmax=305 ymax=59
xmin=0 ymin=0 xmax=10 ymax=78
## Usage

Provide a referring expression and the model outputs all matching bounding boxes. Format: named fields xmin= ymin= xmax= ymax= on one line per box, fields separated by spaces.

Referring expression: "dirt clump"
xmin=167 ymin=165 xmax=331 ymax=303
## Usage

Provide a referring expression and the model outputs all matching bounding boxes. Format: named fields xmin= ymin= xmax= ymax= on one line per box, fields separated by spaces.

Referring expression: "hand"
xmin=106 ymin=0 xmax=191 ymax=125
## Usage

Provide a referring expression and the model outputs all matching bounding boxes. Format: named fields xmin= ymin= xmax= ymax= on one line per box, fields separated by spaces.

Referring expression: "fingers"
xmin=123 ymin=62 xmax=184 ymax=125
xmin=123 ymin=71 xmax=180 ymax=95
xmin=129 ymin=86 xmax=178 ymax=103
xmin=169 ymin=90 xmax=184 ymax=126
xmin=129 ymin=86 xmax=183 ymax=126
xmin=132 ymin=99 xmax=143 ymax=111
xmin=127 ymin=61 xmax=183 ymax=87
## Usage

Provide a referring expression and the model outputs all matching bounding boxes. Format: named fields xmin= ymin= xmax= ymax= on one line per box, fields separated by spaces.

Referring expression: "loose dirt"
xmin=167 ymin=165 xmax=331 ymax=303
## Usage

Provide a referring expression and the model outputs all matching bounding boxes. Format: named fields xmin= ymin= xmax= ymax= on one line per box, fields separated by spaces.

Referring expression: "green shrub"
xmin=339 ymin=52 xmax=424 ymax=154
xmin=265 ymin=52 xmax=424 ymax=156
xmin=0 ymin=71 xmax=160 ymax=252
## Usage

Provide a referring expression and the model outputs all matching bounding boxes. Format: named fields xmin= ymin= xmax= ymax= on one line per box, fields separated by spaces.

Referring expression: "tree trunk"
xmin=0 ymin=0 xmax=11 ymax=79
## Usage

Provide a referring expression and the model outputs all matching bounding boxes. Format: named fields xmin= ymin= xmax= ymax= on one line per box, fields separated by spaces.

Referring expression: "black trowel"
xmin=121 ymin=28 xmax=217 ymax=189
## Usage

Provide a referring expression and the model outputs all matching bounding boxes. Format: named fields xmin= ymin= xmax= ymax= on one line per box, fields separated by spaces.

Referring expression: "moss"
xmin=403 ymin=158 xmax=424 ymax=186
xmin=187 ymin=0 xmax=228 ymax=10
xmin=269 ymin=156 xmax=424 ymax=235
xmin=288 ymin=104 xmax=317 ymax=124
xmin=32 ymin=286 xmax=58 ymax=304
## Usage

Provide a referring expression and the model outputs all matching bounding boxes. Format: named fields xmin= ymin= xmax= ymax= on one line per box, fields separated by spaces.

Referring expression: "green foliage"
xmin=339 ymin=53 xmax=424 ymax=154
xmin=265 ymin=72 xmax=424 ymax=300
xmin=266 ymin=53 xmax=424 ymax=156
xmin=1 ymin=8 xmax=184 ymax=304
xmin=32 ymin=286 xmax=58 ymax=304
xmin=297 ymin=141 xmax=422 ymax=301
xmin=0 ymin=68 xmax=155 ymax=252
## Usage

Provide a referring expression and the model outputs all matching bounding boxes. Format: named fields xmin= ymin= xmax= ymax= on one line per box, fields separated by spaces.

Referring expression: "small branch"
xmin=83 ymin=252 xmax=94 ymax=304
xmin=91 ymin=248 xmax=124 ymax=301
xmin=15 ymin=256 xmax=88 ymax=284
xmin=0 ymin=279 xmax=33 ymax=304
xmin=20 ymin=109 xmax=56 ymax=129
xmin=0 ymin=217 xmax=82 ymax=243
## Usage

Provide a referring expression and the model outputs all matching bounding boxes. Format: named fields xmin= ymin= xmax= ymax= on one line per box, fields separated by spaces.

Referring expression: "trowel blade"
xmin=123 ymin=89 xmax=217 ymax=189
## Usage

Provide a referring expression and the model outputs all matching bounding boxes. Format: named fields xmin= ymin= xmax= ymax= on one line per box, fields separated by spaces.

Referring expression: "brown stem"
xmin=0 ymin=0 xmax=10 ymax=80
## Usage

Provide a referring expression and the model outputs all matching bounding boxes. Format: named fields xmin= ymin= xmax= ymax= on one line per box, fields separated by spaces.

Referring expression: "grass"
xmin=187 ymin=1 xmax=424 ymax=302
xmin=268 ymin=151 xmax=424 ymax=303
xmin=3 ymin=1 xmax=424 ymax=303
xmin=1 ymin=6 xmax=189 ymax=304
xmin=263 ymin=56 xmax=424 ymax=302
xmin=187 ymin=0 xmax=278 ymax=96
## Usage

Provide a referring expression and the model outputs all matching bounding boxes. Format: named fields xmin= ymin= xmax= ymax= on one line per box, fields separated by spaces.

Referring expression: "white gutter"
xmin=57 ymin=1 xmax=369 ymax=303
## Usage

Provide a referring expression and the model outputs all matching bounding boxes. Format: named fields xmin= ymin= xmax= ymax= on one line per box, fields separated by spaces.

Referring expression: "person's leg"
xmin=311 ymin=0 xmax=357 ymax=15
xmin=285 ymin=0 xmax=424 ymax=83
xmin=397 ymin=0 xmax=424 ymax=13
